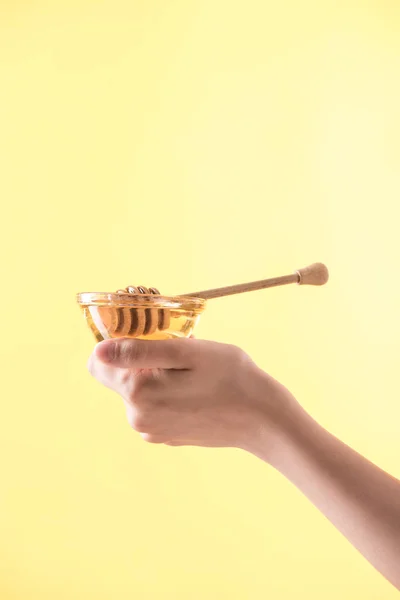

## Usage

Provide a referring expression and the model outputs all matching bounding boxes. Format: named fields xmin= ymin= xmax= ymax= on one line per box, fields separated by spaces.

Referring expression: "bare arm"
xmin=252 ymin=401 xmax=400 ymax=589
xmin=88 ymin=338 xmax=400 ymax=590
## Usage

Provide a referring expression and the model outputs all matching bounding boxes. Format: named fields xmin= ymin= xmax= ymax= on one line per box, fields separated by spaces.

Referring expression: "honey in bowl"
xmin=77 ymin=264 xmax=328 ymax=342
xmin=77 ymin=291 xmax=206 ymax=342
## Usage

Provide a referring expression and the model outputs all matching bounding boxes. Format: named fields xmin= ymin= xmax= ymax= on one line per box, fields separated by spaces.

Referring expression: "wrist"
xmin=240 ymin=368 xmax=312 ymax=468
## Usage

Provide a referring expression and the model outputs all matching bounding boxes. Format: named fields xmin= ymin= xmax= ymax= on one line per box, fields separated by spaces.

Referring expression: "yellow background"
xmin=1 ymin=1 xmax=399 ymax=598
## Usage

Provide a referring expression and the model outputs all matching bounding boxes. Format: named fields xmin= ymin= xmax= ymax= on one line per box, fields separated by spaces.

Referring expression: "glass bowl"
xmin=77 ymin=292 xmax=206 ymax=342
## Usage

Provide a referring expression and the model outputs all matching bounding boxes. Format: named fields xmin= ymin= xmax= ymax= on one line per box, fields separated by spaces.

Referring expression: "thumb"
xmin=94 ymin=338 xmax=193 ymax=370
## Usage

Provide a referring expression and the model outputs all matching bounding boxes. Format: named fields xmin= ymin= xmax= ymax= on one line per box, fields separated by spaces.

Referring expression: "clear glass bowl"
xmin=77 ymin=292 xmax=206 ymax=342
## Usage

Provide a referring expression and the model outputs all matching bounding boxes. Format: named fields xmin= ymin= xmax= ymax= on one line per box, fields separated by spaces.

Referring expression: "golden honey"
xmin=77 ymin=292 xmax=206 ymax=342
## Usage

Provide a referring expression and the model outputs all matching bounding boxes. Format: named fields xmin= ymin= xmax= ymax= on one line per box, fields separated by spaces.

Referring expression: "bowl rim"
xmin=76 ymin=292 xmax=206 ymax=311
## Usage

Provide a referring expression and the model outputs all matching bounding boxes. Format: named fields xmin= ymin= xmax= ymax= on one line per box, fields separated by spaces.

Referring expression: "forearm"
xmin=253 ymin=400 xmax=400 ymax=589
xmin=91 ymin=337 xmax=400 ymax=587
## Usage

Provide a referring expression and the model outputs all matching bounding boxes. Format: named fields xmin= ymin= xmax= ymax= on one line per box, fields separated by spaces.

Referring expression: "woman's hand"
xmin=88 ymin=338 xmax=296 ymax=457
xmin=88 ymin=337 xmax=400 ymax=589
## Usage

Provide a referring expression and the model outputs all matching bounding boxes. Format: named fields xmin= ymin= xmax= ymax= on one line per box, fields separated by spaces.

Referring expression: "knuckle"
xmin=128 ymin=411 xmax=149 ymax=432
xmin=126 ymin=410 xmax=137 ymax=429
xmin=119 ymin=368 xmax=133 ymax=385
xmin=223 ymin=344 xmax=251 ymax=374
xmin=123 ymin=372 xmax=151 ymax=404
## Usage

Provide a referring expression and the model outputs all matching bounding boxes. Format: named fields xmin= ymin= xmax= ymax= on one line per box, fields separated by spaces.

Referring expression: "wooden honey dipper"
xmin=181 ymin=262 xmax=329 ymax=299
xmin=102 ymin=263 xmax=328 ymax=338
xmin=105 ymin=286 xmax=170 ymax=337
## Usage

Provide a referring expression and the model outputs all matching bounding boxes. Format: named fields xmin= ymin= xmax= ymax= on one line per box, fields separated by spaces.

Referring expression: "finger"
xmin=88 ymin=352 xmax=119 ymax=390
xmin=165 ymin=441 xmax=184 ymax=446
xmin=140 ymin=433 xmax=169 ymax=444
xmin=88 ymin=351 xmax=137 ymax=395
xmin=94 ymin=338 xmax=195 ymax=370
xmin=165 ymin=440 xmax=198 ymax=446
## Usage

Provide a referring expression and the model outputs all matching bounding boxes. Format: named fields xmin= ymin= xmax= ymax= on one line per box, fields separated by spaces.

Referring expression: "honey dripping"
xmin=98 ymin=286 xmax=170 ymax=338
